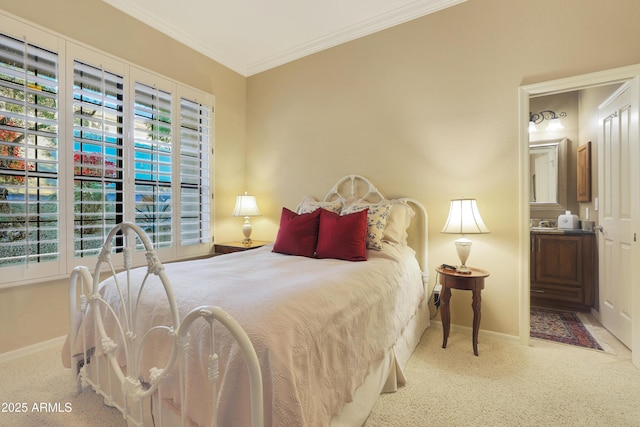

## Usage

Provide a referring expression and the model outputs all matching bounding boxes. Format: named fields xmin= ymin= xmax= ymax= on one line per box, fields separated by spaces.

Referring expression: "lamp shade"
xmin=232 ymin=193 xmax=261 ymax=217
xmin=441 ymin=199 xmax=489 ymax=235
xmin=546 ymin=118 xmax=564 ymax=131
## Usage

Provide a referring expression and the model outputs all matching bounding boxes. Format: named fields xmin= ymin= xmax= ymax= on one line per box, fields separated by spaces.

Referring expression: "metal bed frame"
xmin=66 ymin=174 xmax=429 ymax=427
xmin=68 ymin=222 xmax=263 ymax=427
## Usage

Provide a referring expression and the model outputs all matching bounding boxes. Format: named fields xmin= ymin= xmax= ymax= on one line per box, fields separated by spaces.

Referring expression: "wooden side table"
xmin=437 ymin=266 xmax=490 ymax=356
xmin=214 ymin=240 xmax=270 ymax=255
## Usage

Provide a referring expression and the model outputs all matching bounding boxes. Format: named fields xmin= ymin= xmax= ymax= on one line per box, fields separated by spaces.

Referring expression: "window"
xmin=0 ymin=17 xmax=213 ymax=286
xmin=179 ymin=96 xmax=211 ymax=246
xmin=73 ymin=60 xmax=124 ymax=257
xmin=133 ymin=81 xmax=173 ymax=248
xmin=0 ymin=33 xmax=59 ymax=269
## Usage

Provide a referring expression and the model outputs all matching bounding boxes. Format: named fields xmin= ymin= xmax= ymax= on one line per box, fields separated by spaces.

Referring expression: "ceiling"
xmin=103 ymin=0 xmax=465 ymax=77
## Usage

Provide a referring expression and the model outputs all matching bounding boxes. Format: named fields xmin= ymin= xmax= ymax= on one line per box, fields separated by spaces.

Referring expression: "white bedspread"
xmin=68 ymin=242 xmax=425 ymax=427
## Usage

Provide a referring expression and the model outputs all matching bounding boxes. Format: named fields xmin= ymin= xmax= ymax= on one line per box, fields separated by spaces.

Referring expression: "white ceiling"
xmin=103 ymin=0 xmax=465 ymax=76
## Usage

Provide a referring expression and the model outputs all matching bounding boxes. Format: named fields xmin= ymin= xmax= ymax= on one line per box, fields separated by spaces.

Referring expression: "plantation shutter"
xmin=133 ymin=81 xmax=173 ymax=248
xmin=0 ymin=33 xmax=59 ymax=267
xmin=72 ymin=60 xmax=125 ymax=257
xmin=179 ymin=97 xmax=211 ymax=246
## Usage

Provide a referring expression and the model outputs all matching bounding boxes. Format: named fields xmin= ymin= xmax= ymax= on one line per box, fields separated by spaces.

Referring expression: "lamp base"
xmin=455 ymin=264 xmax=473 ymax=274
xmin=455 ymin=237 xmax=473 ymax=274
xmin=242 ymin=216 xmax=253 ymax=245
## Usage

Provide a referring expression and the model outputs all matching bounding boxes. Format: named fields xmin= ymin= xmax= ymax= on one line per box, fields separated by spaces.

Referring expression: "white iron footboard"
xmin=68 ymin=222 xmax=263 ymax=427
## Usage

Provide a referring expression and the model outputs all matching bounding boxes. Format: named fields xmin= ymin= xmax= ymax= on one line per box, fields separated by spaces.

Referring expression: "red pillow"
xmin=272 ymin=207 xmax=320 ymax=258
xmin=316 ymin=208 xmax=368 ymax=261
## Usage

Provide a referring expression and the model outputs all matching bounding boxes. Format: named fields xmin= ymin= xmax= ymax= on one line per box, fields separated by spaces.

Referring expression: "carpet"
xmin=530 ymin=307 xmax=606 ymax=351
xmin=1 ymin=327 xmax=638 ymax=427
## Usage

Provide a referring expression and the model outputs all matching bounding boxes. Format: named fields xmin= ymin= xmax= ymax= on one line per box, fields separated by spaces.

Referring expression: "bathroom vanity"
xmin=530 ymin=229 xmax=596 ymax=312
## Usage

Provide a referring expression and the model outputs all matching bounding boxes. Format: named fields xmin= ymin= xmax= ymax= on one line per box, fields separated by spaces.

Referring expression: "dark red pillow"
xmin=316 ymin=208 xmax=368 ymax=261
xmin=272 ymin=207 xmax=321 ymax=258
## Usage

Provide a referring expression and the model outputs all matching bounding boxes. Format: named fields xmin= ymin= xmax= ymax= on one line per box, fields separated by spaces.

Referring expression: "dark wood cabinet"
xmin=577 ymin=141 xmax=592 ymax=202
xmin=530 ymin=232 xmax=596 ymax=312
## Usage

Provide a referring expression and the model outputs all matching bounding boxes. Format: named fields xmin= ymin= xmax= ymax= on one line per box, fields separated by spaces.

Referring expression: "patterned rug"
xmin=530 ymin=308 xmax=604 ymax=351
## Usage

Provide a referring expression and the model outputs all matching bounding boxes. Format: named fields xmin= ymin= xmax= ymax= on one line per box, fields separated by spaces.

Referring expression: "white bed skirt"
xmin=81 ymin=300 xmax=430 ymax=427
xmin=330 ymin=301 xmax=430 ymax=426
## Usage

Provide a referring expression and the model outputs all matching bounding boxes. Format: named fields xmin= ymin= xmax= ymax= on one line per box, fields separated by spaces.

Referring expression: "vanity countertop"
xmin=530 ymin=228 xmax=595 ymax=235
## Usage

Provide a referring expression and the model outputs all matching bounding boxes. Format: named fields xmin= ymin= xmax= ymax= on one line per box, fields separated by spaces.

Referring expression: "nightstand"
xmin=436 ymin=266 xmax=490 ymax=356
xmin=214 ymin=240 xmax=270 ymax=255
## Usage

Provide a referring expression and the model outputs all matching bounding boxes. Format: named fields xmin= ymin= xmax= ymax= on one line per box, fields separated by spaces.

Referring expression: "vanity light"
xmin=441 ymin=199 xmax=490 ymax=274
xmin=546 ymin=117 xmax=564 ymax=131
xmin=529 ymin=110 xmax=566 ymax=132
xmin=232 ymin=192 xmax=261 ymax=245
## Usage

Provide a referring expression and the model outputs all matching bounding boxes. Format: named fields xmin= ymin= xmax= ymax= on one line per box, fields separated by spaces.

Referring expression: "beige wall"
xmin=0 ymin=0 xmax=247 ymax=353
xmin=3 ymin=0 xmax=640 ymax=354
xmin=245 ymin=0 xmax=640 ymax=336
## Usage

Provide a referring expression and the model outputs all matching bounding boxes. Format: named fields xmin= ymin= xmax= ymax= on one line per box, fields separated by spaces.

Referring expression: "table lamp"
xmin=232 ymin=192 xmax=261 ymax=245
xmin=441 ymin=198 xmax=489 ymax=273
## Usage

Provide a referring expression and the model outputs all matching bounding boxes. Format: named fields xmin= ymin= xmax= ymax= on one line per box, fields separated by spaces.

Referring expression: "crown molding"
xmin=102 ymin=0 xmax=247 ymax=74
xmin=103 ymin=0 xmax=466 ymax=77
xmin=246 ymin=0 xmax=466 ymax=76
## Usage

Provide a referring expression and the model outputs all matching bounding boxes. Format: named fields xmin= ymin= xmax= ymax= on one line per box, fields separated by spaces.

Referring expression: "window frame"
xmin=0 ymin=15 xmax=214 ymax=288
xmin=69 ymin=49 xmax=127 ymax=262
xmin=176 ymin=85 xmax=213 ymax=258
xmin=129 ymin=68 xmax=177 ymax=263
xmin=0 ymin=19 xmax=66 ymax=284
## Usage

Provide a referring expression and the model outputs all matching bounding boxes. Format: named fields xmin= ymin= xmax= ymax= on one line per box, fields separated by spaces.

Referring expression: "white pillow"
xmin=341 ymin=200 xmax=391 ymax=251
xmin=297 ymin=196 xmax=343 ymax=214
xmin=383 ymin=200 xmax=415 ymax=245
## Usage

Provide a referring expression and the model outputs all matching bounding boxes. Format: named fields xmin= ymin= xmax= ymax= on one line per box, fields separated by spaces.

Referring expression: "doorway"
xmin=518 ymin=65 xmax=640 ymax=368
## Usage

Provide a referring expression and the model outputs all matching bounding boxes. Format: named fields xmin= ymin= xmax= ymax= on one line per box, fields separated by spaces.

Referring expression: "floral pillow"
xmin=296 ymin=196 xmax=343 ymax=215
xmin=341 ymin=200 xmax=391 ymax=251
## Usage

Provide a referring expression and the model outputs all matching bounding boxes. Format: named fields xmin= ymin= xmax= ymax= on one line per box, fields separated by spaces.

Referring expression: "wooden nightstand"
xmin=214 ymin=240 xmax=270 ymax=255
xmin=436 ymin=266 xmax=490 ymax=356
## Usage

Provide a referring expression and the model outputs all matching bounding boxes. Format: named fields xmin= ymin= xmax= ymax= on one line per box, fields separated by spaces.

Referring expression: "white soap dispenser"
xmin=558 ymin=210 xmax=579 ymax=229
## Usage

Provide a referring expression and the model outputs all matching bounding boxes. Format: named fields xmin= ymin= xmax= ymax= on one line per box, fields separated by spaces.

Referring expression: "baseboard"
xmin=0 ymin=336 xmax=66 ymax=364
xmin=430 ymin=320 xmax=520 ymax=344
xmin=590 ymin=307 xmax=602 ymax=323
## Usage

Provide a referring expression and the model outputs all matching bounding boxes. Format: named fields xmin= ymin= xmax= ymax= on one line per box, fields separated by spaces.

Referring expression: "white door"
xmin=598 ymin=82 xmax=637 ymax=349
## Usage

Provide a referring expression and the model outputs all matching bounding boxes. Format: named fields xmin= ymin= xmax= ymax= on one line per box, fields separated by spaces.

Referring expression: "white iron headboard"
xmin=323 ymin=175 xmax=429 ymax=287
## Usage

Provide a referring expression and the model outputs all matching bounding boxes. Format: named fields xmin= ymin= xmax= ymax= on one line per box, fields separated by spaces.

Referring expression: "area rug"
xmin=530 ymin=307 xmax=607 ymax=351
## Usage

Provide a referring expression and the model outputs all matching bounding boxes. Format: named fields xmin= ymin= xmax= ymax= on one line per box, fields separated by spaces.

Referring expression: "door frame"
xmin=518 ymin=64 xmax=640 ymax=367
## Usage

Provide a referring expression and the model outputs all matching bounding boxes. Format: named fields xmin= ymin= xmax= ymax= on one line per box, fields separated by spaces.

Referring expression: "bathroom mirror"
xmin=529 ymin=138 xmax=567 ymax=209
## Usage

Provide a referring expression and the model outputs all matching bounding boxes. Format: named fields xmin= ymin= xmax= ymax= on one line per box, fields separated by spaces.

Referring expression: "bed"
xmin=63 ymin=175 xmax=430 ymax=427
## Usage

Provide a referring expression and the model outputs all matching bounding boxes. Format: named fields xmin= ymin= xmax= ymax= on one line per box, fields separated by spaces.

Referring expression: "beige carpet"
xmin=1 ymin=325 xmax=638 ymax=426
xmin=365 ymin=325 xmax=639 ymax=426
